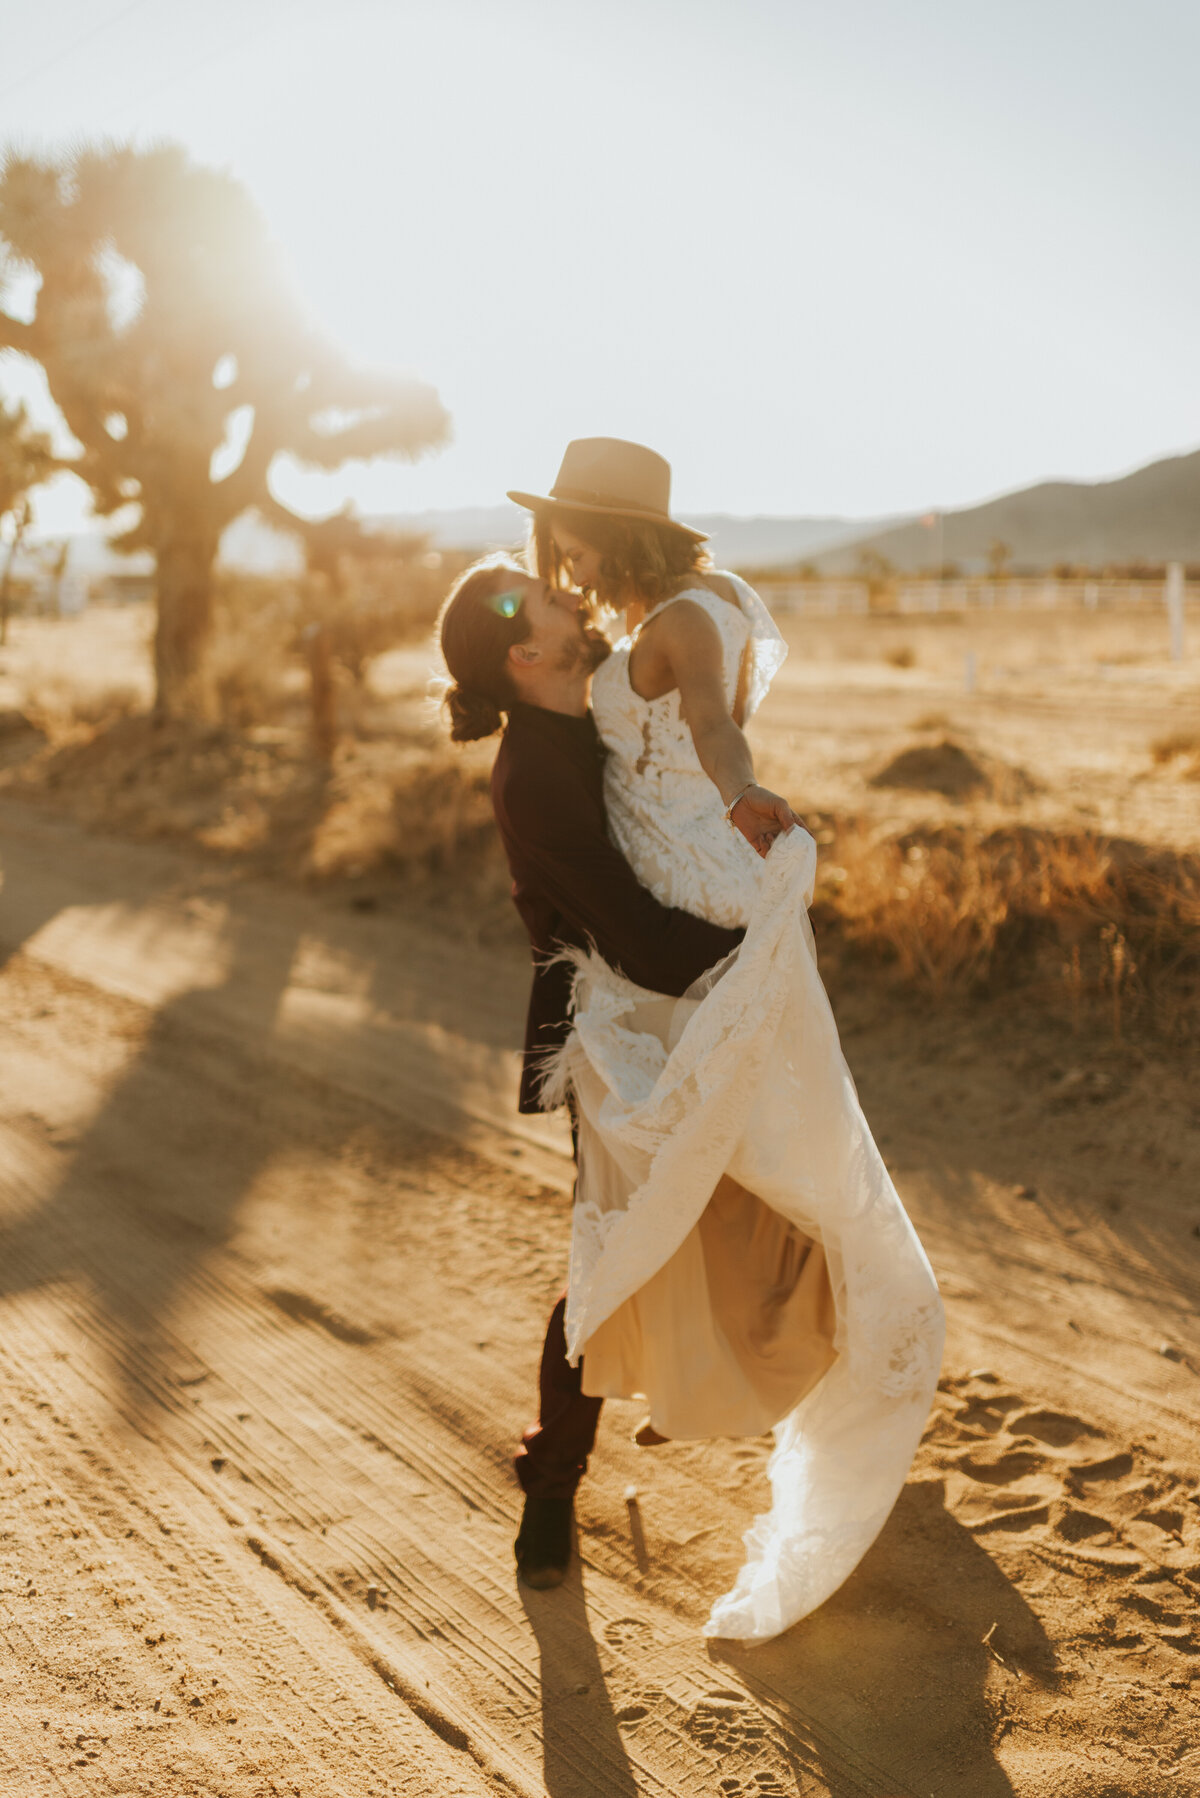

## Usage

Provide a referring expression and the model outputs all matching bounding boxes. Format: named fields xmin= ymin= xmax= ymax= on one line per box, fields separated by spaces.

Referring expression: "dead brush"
xmin=1150 ymin=729 xmax=1200 ymax=776
xmin=813 ymin=820 xmax=1200 ymax=1044
xmin=303 ymin=737 xmax=500 ymax=885
xmin=815 ymin=827 xmax=1011 ymax=997
xmin=21 ymin=676 xmax=143 ymax=739
xmin=208 ymin=574 xmax=301 ymax=727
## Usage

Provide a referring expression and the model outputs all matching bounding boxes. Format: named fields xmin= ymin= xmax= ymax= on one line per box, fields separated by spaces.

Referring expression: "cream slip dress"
xmin=542 ymin=573 xmax=945 ymax=1643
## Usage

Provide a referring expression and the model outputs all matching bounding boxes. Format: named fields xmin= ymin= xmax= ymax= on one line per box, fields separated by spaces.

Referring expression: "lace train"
xmin=544 ymin=829 xmax=945 ymax=1642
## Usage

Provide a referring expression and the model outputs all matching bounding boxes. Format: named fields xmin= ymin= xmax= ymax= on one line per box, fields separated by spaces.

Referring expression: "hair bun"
xmin=446 ymin=683 xmax=504 ymax=743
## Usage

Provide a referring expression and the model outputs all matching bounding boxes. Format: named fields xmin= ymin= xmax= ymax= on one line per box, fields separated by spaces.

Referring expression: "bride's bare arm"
xmin=636 ymin=600 xmax=797 ymax=855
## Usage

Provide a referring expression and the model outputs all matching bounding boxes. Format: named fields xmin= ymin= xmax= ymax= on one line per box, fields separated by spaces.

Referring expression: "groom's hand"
xmin=730 ymin=785 xmax=799 ymax=858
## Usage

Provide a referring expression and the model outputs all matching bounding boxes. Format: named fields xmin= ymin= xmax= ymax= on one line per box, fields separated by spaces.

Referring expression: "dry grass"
xmin=1150 ymin=729 xmax=1200 ymax=775
xmin=3 ymin=599 xmax=1197 ymax=1047
xmin=207 ymin=577 xmax=303 ymax=727
xmin=20 ymin=675 xmax=145 ymax=736
xmin=0 ymin=709 xmax=505 ymax=899
xmin=811 ymin=819 xmax=1200 ymax=1044
xmin=10 ymin=700 xmax=1192 ymax=1044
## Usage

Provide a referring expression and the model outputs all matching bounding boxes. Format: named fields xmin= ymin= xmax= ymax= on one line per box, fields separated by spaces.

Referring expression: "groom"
xmin=438 ymin=556 xmax=744 ymax=1588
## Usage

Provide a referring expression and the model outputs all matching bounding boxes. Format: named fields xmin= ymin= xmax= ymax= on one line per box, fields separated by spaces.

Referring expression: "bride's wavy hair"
xmin=436 ymin=555 xmax=531 ymax=742
xmin=530 ymin=505 xmax=710 ymax=610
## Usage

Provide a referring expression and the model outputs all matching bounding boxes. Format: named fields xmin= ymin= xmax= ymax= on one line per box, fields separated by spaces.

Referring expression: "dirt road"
xmin=2 ymin=800 xmax=1197 ymax=1796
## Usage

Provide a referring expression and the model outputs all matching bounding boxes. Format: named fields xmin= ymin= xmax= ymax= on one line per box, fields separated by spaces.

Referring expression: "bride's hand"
xmin=730 ymin=786 xmax=799 ymax=858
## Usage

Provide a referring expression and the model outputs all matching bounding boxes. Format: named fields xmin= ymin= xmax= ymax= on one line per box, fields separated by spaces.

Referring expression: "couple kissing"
xmin=438 ymin=436 xmax=944 ymax=1642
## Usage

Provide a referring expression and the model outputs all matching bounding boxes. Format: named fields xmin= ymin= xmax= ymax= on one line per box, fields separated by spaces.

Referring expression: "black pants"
xmin=514 ymin=1293 xmax=604 ymax=1500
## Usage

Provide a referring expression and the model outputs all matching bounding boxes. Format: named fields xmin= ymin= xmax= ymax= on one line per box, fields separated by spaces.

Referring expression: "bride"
xmin=506 ymin=438 xmax=945 ymax=1643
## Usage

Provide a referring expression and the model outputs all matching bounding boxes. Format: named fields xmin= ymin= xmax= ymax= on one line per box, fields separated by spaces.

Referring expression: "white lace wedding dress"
xmin=543 ymin=574 xmax=945 ymax=1643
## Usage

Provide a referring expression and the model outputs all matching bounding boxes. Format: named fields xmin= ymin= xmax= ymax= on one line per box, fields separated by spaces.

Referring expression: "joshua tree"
xmin=0 ymin=143 xmax=448 ymax=717
xmin=856 ymin=547 xmax=895 ymax=608
xmin=986 ymin=539 xmax=1011 ymax=580
xmin=0 ymin=395 xmax=56 ymax=644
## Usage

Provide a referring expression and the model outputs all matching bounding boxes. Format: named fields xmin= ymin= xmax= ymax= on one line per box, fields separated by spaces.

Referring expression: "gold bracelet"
xmin=723 ymin=782 xmax=755 ymax=827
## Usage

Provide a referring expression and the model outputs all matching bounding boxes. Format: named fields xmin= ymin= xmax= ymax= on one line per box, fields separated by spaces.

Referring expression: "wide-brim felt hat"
xmin=508 ymin=437 xmax=707 ymax=543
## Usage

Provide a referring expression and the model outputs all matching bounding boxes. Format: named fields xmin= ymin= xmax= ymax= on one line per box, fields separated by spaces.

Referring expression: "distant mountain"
xmin=685 ymin=513 xmax=909 ymax=570
xmin=352 ymin=507 xmax=907 ymax=570
xmin=213 ymin=506 xmax=911 ymax=575
xmin=35 ymin=443 xmax=1200 ymax=584
xmin=813 ymin=446 xmax=1200 ymax=574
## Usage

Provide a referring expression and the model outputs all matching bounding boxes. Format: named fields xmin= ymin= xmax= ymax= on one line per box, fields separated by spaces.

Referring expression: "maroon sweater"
xmin=491 ymin=701 xmax=744 ymax=1113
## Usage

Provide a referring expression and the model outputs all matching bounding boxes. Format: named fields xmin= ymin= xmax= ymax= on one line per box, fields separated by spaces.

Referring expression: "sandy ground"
xmin=2 ymin=788 xmax=1198 ymax=1797
xmin=747 ymin=605 xmax=1200 ymax=854
xmin=1 ymin=601 xmax=1198 ymax=1794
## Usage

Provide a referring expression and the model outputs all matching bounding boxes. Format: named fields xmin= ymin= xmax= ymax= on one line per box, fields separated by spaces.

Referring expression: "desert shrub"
xmin=303 ymin=737 xmax=502 ymax=891
xmin=811 ymin=820 xmax=1200 ymax=1044
xmin=21 ymin=676 xmax=144 ymax=736
xmin=1150 ymin=730 xmax=1200 ymax=772
xmin=208 ymin=574 xmax=302 ymax=726
xmin=884 ymin=644 xmax=916 ymax=669
xmin=205 ymin=554 xmax=478 ymax=729
xmin=317 ymin=548 xmax=474 ymax=672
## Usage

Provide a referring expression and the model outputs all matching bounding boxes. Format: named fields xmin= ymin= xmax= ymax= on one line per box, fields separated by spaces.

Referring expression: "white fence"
xmin=760 ymin=576 xmax=1200 ymax=617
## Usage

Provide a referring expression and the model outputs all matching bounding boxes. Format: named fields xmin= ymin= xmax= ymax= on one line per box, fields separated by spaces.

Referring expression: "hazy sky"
xmin=2 ymin=0 xmax=1198 ymax=535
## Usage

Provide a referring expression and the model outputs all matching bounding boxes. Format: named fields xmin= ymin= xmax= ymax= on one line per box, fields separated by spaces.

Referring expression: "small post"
xmin=0 ymin=498 xmax=32 ymax=646
xmin=304 ymin=621 xmax=337 ymax=761
xmin=1165 ymin=562 xmax=1185 ymax=662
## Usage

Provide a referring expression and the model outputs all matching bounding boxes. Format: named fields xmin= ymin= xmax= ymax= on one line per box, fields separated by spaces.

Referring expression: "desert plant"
xmin=856 ymin=547 xmax=894 ymax=604
xmin=986 ymin=539 xmax=1011 ymax=580
xmin=0 ymin=395 xmax=56 ymax=643
xmin=1150 ymin=729 xmax=1200 ymax=767
xmin=0 ymin=143 xmax=448 ymax=717
xmin=811 ymin=821 xmax=1200 ymax=1042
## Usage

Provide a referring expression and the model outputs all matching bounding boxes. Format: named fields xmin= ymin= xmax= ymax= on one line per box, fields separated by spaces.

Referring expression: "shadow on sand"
xmin=711 ymin=1479 xmax=1053 ymax=1797
xmin=519 ymin=1567 xmax=639 ymax=1798
xmin=0 ymin=883 xmax=310 ymax=1428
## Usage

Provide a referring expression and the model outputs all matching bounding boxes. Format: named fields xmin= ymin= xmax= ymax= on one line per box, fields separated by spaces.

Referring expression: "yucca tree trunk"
xmin=153 ymin=533 xmax=220 ymax=719
xmin=0 ymin=498 xmax=31 ymax=647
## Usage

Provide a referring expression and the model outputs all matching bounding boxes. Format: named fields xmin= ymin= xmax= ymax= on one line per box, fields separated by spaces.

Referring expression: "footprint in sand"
xmin=1125 ymin=1591 xmax=1185 ymax=1625
xmin=1138 ymin=1506 xmax=1185 ymax=1536
xmin=613 ymin=1691 xmax=658 ymax=1729
xmin=972 ymin=1502 xmax=1052 ymax=1535
xmin=714 ymin=1779 xmax=788 ymax=1797
xmin=1068 ymin=1451 xmax=1133 ymax=1488
xmin=1006 ymin=1408 xmax=1095 ymax=1450
xmin=685 ymin=1689 xmax=768 ymax=1754
xmin=951 ymin=1393 xmax=1025 ymax=1436
xmin=956 ymin=1447 xmax=1044 ymax=1485
xmin=602 ymin=1616 xmax=655 ymax=1658
xmin=938 ymin=1371 xmax=1200 ymax=1656
xmin=1051 ymin=1504 xmax=1115 ymax=1544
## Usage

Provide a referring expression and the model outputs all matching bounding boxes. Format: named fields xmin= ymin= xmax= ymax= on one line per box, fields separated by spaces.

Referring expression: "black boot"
xmin=515 ymin=1493 xmax=574 ymax=1589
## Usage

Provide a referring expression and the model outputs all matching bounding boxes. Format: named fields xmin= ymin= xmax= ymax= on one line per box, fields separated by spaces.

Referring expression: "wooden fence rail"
xmin=758 ymin=576 xmax=1200 ymax=617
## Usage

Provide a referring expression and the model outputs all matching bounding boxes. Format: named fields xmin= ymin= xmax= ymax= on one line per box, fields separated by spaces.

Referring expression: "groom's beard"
xmin=555 ymin=620 xmax=612 ymax=676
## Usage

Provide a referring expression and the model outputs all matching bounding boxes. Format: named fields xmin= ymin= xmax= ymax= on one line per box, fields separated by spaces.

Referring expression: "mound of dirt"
xmin=0 ymin=707 xmax=39 ymax=739
xmin=870 ymin=737 xmax=1038 ymax=804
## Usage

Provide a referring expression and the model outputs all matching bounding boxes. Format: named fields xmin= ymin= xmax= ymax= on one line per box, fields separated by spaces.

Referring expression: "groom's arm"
xmin=501 ymin=756 xmax=742 ymax=995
